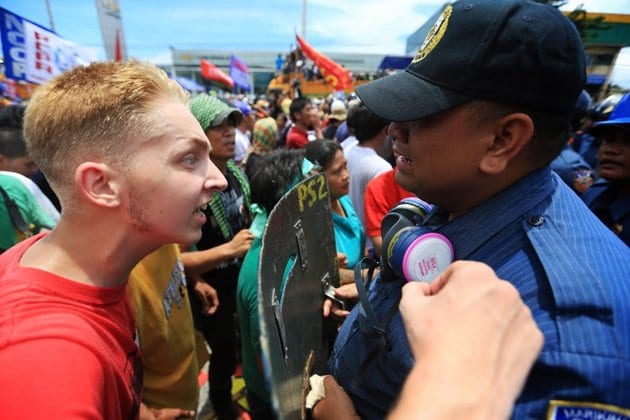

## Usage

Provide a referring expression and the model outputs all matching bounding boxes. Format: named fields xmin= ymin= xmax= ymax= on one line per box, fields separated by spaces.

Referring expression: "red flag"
xmin=114 ymin=29 xmax=122 ymax=62
xmin=200 ymin=59 xmax=234 ymax=89
xmin=296 ymin=34 xmax=352 ymax=91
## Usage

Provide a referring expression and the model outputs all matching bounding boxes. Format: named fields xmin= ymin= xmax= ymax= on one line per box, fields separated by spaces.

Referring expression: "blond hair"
xmin=23 ymin=60 xmax=189 ymax=203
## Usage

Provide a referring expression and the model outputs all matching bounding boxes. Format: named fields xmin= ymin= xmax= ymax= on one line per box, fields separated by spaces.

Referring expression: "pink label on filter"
xmin=402 ymin=233 xmax=454 ymax=282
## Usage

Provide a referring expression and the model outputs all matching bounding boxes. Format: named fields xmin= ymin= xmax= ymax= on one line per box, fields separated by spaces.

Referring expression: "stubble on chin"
xmin=126 ymin=190 xmax=151 ymax=233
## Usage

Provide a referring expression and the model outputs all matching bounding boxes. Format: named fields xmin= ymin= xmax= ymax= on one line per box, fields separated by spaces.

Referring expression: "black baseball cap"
xmin=357 ymin=0 xmax=586 ymax=122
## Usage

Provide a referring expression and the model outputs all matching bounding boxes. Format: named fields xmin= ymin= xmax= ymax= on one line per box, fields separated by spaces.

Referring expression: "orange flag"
xmin=296 ymin=34 xmax=352 ymax=91
xmin=200 ymin=59 xmax=234 ymax=89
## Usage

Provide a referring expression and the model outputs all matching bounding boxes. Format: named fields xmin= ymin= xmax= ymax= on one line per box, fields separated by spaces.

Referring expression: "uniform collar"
xmin=424 ymin=166 xmax=555 ymax=259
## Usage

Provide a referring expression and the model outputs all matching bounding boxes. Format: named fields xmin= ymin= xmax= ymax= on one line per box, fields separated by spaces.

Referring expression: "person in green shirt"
xmin=237 ymin=149 xmax=308 ymax=419
xmin=0 ymin=173 xmax=54 ymax=252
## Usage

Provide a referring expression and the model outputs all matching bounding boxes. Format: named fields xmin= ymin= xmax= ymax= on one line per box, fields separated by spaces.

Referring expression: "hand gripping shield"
xmin=258 ymin=174 xmax=340 ymax=419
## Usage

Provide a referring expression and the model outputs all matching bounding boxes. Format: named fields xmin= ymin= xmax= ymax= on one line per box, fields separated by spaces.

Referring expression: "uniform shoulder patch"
xmin=547 ymin=400 xmax=629 ymax=420
xmin=572 ymin=169 xmax=594 ymax=193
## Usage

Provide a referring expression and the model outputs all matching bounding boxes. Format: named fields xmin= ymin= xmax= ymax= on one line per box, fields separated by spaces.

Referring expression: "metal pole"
xmin=170 ymin=46 xmax=177 ymax=78
xmin=302 ymin=0 xmax=307 ymax=38
xmin=44 ymin=0 xmax=55 ymax=32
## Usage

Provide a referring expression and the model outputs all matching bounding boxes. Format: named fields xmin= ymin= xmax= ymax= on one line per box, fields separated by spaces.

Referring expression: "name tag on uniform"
xmin=547 ymin=400 xmax=629 ymax=420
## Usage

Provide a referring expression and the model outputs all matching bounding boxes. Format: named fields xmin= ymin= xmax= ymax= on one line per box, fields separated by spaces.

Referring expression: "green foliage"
xmin=567 ymin=7 xmax=614 ymax=43
xmin=531 ymin=0 xmax=613 ymax=43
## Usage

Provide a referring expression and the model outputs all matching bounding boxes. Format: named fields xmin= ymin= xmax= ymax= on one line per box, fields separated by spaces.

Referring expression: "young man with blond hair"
xmin=0 ymin=61 xmax=227 ymax=419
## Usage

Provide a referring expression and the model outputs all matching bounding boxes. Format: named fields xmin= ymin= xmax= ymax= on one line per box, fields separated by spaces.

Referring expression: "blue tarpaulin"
xmin=378 ymin=55 xmax=413 ymax=70
xmin=170 ymin=75 xmax=205 ymax=92
xmin=587 ymin=74 xmax=606 ymax=85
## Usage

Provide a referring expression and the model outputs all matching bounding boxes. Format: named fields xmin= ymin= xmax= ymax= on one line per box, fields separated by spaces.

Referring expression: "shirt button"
xmin=527 ymin=215 xmax=544 ymax=227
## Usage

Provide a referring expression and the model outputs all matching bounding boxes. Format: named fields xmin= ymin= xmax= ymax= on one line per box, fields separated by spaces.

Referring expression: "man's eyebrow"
xmin=185 ymin=136 xmax=210 ymax=151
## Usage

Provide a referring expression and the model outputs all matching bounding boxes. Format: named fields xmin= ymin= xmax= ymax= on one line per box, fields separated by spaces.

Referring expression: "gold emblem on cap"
xmin=412 ymin=5 xmax=452 ymax=63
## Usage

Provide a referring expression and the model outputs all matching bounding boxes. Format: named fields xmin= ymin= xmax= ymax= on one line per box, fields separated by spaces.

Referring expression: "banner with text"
xmin=0 ymin=7 xmax=96 ymax=84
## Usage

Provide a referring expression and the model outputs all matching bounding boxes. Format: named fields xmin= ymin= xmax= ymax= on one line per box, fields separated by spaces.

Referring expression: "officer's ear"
xmin=480 ymin=113 xmax=534 ymax=175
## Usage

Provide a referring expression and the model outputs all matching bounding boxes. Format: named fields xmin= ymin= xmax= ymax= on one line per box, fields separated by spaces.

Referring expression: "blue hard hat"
xmin=591 ymin=93 xmax=624 ymax=122
xmin=592 ymin=92 xmax=630 ymax=131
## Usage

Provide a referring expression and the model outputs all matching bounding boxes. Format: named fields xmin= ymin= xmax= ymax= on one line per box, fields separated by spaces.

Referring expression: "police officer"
xmin=551 ymin=90 xmax=596 ymax=194
xmin=582 ymin=92 xmax=630 ymax=247
xmin=326 ymin=0 xmax=630 ymax=418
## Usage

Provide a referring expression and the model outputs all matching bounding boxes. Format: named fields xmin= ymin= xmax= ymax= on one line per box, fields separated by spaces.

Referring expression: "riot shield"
xmin=258 ymin=173 xmax=340 ymax=420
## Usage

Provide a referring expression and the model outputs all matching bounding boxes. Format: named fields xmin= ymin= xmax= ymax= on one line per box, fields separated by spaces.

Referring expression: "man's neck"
xmin=294 ymin=122 xmax=308 ymax=132
xmin=358 ymin=137 xmax=381 ymax=153
xmin=19 ymin=218 xmax=156 ymax=288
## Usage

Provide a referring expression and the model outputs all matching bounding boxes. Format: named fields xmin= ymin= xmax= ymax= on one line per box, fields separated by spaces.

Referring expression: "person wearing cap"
xmin=323 ymin=99 xmax=347 ymax=140
xmin=574 ymin=93 xmax=625 ymax=169
xmin=582 ymin=92 xmax=630 ymax=247
xmin=181 ymin=93 xmax=254 ymax=419
xmin=254 ymin=99 xmax=271 ymax=119
xmin=326 ymin=1 xmax=630 ymax=419
xmin=232 ymin=100 xmax=255 ymax=166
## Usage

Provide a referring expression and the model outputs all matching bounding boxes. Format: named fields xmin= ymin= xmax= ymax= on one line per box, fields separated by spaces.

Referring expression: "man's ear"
xmin=74 ymin=162 xmax=123 ymax=208
xmin=480 ymin=113 xmax=534 ymax=175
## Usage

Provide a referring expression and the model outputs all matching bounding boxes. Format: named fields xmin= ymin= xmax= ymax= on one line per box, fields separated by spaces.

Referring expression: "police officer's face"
xmin=597 ymin=128 xmax=630 ymax=182
xmin=387 ymin=102 xmax=494 ymax=214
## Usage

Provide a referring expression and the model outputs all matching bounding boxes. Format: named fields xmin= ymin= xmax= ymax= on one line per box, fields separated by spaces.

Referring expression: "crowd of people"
xmin=0 ymin=0 xmax=629 ymax=419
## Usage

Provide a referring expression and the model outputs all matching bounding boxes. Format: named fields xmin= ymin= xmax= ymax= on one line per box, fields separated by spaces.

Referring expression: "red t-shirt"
xmin=286 ymin=125 xmax=309 ymax=149
xmin=364 ymin=169 xmax=415 ymax=237
xmin=0 ymin=235 xmax=142 ymax=419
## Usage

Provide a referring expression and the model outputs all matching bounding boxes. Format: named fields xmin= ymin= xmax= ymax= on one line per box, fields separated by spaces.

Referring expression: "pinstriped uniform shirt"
xmin=329 ymin=167 xmax=630 ymax=420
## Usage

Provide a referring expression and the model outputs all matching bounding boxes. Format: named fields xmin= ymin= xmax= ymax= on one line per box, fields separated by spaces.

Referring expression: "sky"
xmin=1 ymin=0 xmax=630 ymax=88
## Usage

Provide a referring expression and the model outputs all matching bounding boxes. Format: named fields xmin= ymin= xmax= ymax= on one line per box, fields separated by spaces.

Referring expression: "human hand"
xmin=150 ymin=408 xmax=195 ymax=419
xmin=194 ymin=278 xmax=220 ymax=316
xmin=395 ymin=261 xmax=543 ymax=420
xmin=337 ymin=253 xmax=348 ymax=268
xmin=140 ymin=403 xmax=195 ymax=420
xmin=229 ymin=229 xmax=254 ymax=258
xmin=322 ymin=283 xmax=357 ymax=319
xmin=311 ymin=375 xmax=360 ymax=420
xmin=309 ymin=107 xmax=322 ymax=131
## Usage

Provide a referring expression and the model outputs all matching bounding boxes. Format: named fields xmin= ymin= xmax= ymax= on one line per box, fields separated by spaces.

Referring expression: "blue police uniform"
xmin=571 ymin=131 xmax=599 ymax=169
xmin=582 ymin=178 xmax=630 ymax=247
xmin=551 ymin=145 xmax=595 ymax=194
xmin=329 ymin=167 xmax=630 ymax=419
